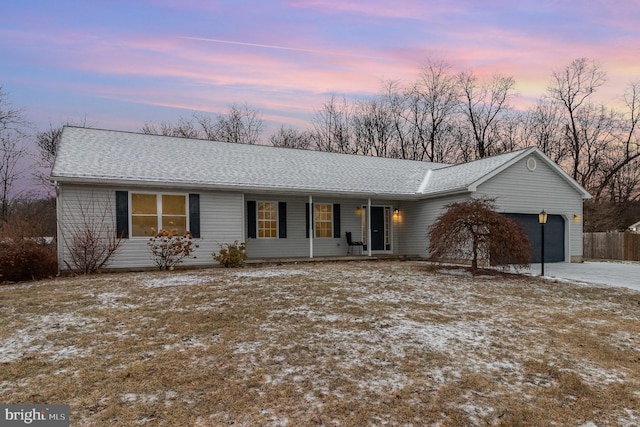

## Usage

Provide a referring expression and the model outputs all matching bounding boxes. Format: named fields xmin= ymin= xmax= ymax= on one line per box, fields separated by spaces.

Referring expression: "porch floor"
xmin=245 ymin=254 xmax=421 ymax=265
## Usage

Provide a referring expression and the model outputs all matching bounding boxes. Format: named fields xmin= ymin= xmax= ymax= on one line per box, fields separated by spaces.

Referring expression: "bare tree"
xmin=142 ymin=116 xmax=200 ymax=139
xmin=0 ymin=132 xmax=28 ymax=221
xmin=458 ymin=71 xmax=517 ymax=159
xmin=0 ymin=86 xmax=29 ymax=223
xmin=35 ymin=119 xmax=91 ymax=190
xmin=211 ymin=103 xmax=264 ymax=144
xmin=36 ymin=124 xmax=63 ymax=171
xmin=269 ymin=125 xmax=313 ymax=149
xmin=311 ymin=95 xmax=356 ymax=154
xmin=351 ymin=96 xmax=395 ymax=157
xmin=573 ymin=104 xmax=618 ymax=192
xmin=592 ymin=81 xmax=640 ymax=201
xmin=0 ymin=86 xmax=25 ymax=132
xmin=547 ymin=58 xmax=607 ymax=180
xmin=142 ymin=104 xmax=264 ymax=144
xmin=415 ymin=59 xmax=461 ymax=161
xmin=521 ymin=100 xmax=568 ymax=164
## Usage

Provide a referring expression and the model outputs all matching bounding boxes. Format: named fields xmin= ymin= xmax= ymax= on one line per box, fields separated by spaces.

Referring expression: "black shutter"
xmin=278 ymin=202 xmax=287 ymax=238
xmin=247 ymin=200 xmax=257 ymax=238
xmin=115 ymin=191 xmax=129 ymax=238
xmin=189 ymin=194 xmax=200 ymax=238
xmin=333 ymin=204 xmax=341 ymax=238
xmin=305 ymin=203 xmax=313 ymax=238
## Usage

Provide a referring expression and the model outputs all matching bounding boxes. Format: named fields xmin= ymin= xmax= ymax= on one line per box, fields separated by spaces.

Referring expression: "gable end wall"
xmin=474 ymin=154 xmax=584 ymax=261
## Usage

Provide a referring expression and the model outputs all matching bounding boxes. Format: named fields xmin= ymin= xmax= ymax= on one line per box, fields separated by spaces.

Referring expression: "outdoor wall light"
xmin=538 ymin=210 xmax=548 ymax=225
xmin=356 ymin=206 xmax=362 ymax=215
xmin=393 ymin=208 xmax=400 ymax=216
xmin=573 ymin=214 xmax=580 ymax=223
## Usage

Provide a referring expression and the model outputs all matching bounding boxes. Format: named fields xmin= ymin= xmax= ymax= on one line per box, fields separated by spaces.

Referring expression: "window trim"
xmin=257 ymin=201 xmax=278 ymax=239
xmin=129 ymin=192 xmax=189 ymax=238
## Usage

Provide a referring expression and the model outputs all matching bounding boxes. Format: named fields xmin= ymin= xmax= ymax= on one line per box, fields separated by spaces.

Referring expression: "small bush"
xmin=0 ymin=240 xmax=58 ymax=283
xmin=147 ymin=229 xmax=198 ymax=270
xmin=61 ymin=194 xmax=123 ymax=274
xmin=213 ymin=241 xmax=247 ymax=268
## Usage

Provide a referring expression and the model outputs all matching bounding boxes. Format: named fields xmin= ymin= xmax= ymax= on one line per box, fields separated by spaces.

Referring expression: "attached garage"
xmin=505 ymin=213 xmax=565 ymax=263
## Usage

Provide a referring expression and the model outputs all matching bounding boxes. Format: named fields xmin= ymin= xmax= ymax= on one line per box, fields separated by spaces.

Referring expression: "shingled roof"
xmin=51 ymin=127 xmax=590 ymax=199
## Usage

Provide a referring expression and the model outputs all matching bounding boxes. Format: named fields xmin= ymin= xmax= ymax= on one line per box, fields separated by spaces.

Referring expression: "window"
xmin=315 ymin=204 xmax=333 ymax=238
xmin=258 ymin=202 xmax=277 ymax=238
xmin=131 ymin=193 xmax=187 ymax=237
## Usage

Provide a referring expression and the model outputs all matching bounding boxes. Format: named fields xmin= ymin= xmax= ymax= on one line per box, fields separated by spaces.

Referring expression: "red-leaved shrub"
xmin=0 ymin=240 xmax=58 ymax=283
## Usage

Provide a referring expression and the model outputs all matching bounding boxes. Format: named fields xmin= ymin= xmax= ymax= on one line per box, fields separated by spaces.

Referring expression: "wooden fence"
xmin=583 ymin=232 xmax=640 ymax=261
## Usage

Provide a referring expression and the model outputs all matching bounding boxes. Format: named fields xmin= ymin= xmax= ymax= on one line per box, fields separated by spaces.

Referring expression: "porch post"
xmin=367 ymin=198 xmax=372 ymax=257
xmin=241 ymin=193 xmax=246 ymax=242
xmin=309 ymin=195 xmax=313 ymax=258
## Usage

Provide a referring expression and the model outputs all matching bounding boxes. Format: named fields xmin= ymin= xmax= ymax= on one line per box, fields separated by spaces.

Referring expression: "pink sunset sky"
xmin=1 ymin=1 xmax=639 ymax=171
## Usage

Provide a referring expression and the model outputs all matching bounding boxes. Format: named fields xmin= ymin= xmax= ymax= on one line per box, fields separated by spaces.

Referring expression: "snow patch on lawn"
xmin=92 ymin=291 xmax=138 ymax=309
xmin=0 ymin=312 xmax=95 ymax=363
xmin=233 ymin=269 xmax=309 ymax=278
xmin=143 ymin=274 xmax=211 ymax=288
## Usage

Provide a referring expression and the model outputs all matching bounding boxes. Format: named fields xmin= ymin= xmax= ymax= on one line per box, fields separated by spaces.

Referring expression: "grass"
xmin=2 ymin=260 xmax=640 ymax=426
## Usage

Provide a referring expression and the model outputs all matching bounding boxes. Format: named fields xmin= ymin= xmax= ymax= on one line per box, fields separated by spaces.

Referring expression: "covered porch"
xmin=242 ymin=193 xmax=405 ymax=260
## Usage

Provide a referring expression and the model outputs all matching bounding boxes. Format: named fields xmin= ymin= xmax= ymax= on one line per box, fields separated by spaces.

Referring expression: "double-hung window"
xmin=258 ymin=202 xmax=278 ymax=238
xmin=131 ymin=193 xmax=187 ymax=237
xmin=315 ymin=204 xmax=333 ymax=238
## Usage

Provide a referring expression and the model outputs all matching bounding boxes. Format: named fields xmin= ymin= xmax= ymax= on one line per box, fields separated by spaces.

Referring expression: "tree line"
xmin=140 ymin=58 xmax=640 ymax=230
xmin=1 ymin=57 xmax=639 ymax=233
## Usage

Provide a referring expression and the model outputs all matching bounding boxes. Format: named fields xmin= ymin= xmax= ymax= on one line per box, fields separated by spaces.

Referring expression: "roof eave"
xmin=416 ymin=187 xmax=472 ymax=199
xmin=51 ymin=176 xmax=420 ymax=200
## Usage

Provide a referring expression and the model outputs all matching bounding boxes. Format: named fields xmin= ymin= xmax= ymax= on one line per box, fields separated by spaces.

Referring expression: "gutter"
xmin=50 ymin=176 xmax=423 ymax=200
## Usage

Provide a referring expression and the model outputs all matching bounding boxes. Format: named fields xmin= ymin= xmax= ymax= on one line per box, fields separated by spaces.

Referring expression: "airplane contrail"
xmin=180 ymin=36 xmax=386 ymax=60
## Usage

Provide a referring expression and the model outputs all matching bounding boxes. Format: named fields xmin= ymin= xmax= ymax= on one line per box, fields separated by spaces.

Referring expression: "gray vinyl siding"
xmin=475 ymin=154 xmax=584 ymax=261
xmin=57 ymin=184 xmax=244 ymax=270
xmin=56 ymin=184 xmax=116 ymax=271
xmin=397 ymin=194 xmax=470 ymax=257
xmin=245 ymin=195 xmax=313 ymax=258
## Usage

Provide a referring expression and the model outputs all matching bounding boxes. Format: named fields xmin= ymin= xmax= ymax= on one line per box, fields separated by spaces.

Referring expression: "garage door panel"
xmin=505 ymin=214 xmax=565 ymax=263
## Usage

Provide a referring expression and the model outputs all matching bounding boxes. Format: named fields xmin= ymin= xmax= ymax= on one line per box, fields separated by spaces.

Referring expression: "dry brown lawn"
xmin=2 ymin=260 xmax=640 ymax=426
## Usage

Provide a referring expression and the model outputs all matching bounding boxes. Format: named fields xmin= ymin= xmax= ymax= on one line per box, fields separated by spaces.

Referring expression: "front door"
xmin=371 ymin=206 xmax=385 ymax=251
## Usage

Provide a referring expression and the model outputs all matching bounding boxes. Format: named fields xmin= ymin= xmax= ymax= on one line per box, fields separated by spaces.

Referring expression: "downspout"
xmin=241 ymin=193 xmax=246 ymax=242
xmin=309 ymin=195 xmax=313 ymax=258
xmin=54 ymin=181 xmax=63 ymax=273
xmin=367 ymin=198 xmax=372 ymax=257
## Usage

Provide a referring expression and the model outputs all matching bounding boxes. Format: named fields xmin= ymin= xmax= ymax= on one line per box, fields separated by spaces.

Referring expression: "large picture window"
xmin=315 ymin=204 xmax=333 ymax=238
xmin=131 ymin=193 xmax=187 ymax=237
xmin=258 ymin=202 xmax=277 ymax=238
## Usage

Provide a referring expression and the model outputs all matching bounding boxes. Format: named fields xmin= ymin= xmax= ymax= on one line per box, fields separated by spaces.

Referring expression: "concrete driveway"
xmin=525 ymin=261 xmax=640 ymax=291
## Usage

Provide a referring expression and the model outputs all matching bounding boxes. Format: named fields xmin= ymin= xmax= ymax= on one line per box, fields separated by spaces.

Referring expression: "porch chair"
xmin=346 ymin=232 xmax=364 ymax=255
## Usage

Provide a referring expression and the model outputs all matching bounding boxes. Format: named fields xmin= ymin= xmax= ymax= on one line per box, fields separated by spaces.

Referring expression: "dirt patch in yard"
xmin=2 ymin=260 xmax=640 ymax=426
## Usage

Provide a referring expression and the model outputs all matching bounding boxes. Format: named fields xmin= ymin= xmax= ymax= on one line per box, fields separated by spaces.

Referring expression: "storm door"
xmin=361 ymin=206 xmax=392 ymax=251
